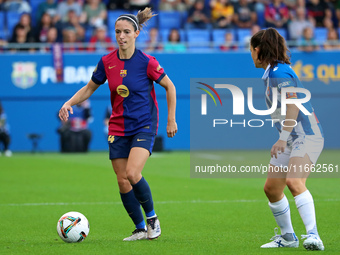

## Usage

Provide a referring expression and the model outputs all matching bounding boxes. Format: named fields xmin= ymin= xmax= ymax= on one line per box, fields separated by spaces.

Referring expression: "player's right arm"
xmin=60 ymin=57 xmax=107 ymax=122
xmin=59 ymin=80 xmax=100 ymax=122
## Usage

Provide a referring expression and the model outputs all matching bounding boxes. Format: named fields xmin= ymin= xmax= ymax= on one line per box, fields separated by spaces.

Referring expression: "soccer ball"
xmin=57 ymin=211 xmax=90 ymax=243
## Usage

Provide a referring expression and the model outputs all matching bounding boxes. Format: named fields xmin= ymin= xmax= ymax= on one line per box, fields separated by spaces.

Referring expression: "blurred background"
xmin=0 ymin=0 xmax=339 ymax=153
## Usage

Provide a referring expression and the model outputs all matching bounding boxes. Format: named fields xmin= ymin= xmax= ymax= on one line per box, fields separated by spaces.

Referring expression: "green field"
xmin=1 ymin=151 xmax=339 ymax=254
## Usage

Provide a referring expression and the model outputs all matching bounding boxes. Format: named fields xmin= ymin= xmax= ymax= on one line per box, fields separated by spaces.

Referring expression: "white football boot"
xmin=302 ymin=234 xmax=325 ymax=251
xmin=261 ymin=228 xmax=299 ymax=248
xmin=123 ymin=229 xmax=147 ymax=241
xmin=4 ymin=150 xmax=12 ymax=157
xmin=147 ymin=216 xmax=161 ymax=240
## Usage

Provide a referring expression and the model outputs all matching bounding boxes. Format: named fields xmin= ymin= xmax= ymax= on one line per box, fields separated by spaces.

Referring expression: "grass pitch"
xmin=0 ymin=151 xmax=339 ymax=254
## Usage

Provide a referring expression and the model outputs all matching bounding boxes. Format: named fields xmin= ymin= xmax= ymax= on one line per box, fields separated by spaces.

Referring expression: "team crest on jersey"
xmin=11 ymin=62 xmax=38 ymax=89
xmin=117 ymin=85 xmax=129 ymax=97
xmin=120 ymin=70 xmax=127 ymax=77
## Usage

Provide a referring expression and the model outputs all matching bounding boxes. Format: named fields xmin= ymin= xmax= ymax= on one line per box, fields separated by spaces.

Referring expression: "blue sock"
xmin=132 ymin=177 xmax=156 ymax=218
xmin=120 ymin=190 xmax=145 ymax=229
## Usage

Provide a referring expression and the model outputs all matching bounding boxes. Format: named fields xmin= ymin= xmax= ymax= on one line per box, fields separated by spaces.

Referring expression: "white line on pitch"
xmin=1 ymin=198 xmax=339 ymax=207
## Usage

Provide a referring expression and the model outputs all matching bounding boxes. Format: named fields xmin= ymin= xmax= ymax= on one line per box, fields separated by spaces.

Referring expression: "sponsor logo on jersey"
xmin=11 ymin=62 xmax=38 ymax=89
xmin=117 ymin=85 xmax=129 ymax=97
xmin=120 ymin=69 xmax=127 ymax=77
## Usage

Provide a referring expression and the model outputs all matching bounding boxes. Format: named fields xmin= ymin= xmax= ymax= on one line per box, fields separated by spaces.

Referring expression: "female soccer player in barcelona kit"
xmin=249 ymin=28 xmax=324 ymax=250
xmin=59 ymin=8 xmax=177 ymax=241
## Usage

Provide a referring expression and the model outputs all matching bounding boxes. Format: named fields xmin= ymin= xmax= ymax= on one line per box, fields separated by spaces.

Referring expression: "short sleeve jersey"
xmin=262 ymin=62 xmax=323 ymax=137
xmin=91 ymin=49 xmax=165 ymax=136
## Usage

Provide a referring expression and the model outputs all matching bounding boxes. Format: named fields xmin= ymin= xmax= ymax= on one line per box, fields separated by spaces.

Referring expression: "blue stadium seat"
xmin=6 ymin=12 xmax=21 ymax=39
xmin=158 ymin=11 xmax=182 ymax=29
xmin=30 ymin=0 xmax=46 ymax=25
xmin=108 ymin=10 xmax=127 ymax=30
xmin=85 ymin=28 xmax=94 ymax=42
xmin=236 ymin=28 xmax=251 ymax=47
xmin=160 ymin=29 xmax=186 ymax=42
xmin=276 ymin=28 xmax=287 ymax=40
xmin=0 ymin=12 xmax=7 ymax=39
xmin=186 ymin=29 xmax=211 ymax=50
xmin=314 ymin=27 xmax=328 ymax=43
xmin=212 ymin=29 xmax=235 ymax=49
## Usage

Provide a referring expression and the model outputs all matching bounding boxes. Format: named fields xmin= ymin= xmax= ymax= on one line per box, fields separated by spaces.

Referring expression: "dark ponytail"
xmin=250 ymin=28 xmax=290 ymax=67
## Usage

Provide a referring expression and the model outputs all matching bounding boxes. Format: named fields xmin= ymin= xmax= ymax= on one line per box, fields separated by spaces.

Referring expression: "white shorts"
xmin=270 ymin=135 xmax=324 ymax=168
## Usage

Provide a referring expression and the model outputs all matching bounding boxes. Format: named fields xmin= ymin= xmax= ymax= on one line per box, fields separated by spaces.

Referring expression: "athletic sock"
xmin=132 ymin=177 xmax=156 ymax=218
xmin=269 ymin=195 xmax=295 ymax=238
xmin=294 ymin=189 xmax=319 ymax=236
xmin=120 ymin=190 xmax=146 ymax=229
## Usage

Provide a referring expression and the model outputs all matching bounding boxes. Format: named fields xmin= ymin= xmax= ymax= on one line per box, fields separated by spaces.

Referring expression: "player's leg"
xmin=261 ymin=173 xmax=299 ymax=248
xmin=111 ymin=158 xmax=147 ymax=241
xmin=126 ymin=146 xmax=161 ymax=239
xmin=286 ymin=154 xmax=324 ymax=251
xmin=261 ymin=146 xmax=298 ymax=248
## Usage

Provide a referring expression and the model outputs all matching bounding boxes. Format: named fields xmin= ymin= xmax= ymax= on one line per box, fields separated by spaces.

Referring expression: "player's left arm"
xmin=159 ymin=75 xmax=178 ymax=138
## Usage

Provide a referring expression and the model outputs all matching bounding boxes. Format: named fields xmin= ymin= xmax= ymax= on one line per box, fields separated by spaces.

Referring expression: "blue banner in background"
xmin=0 ymin=51 xmax=339 ymax=152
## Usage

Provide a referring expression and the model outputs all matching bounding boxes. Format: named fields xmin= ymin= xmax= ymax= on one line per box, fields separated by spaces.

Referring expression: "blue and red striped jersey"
xmin=91 ymin=49 xmax=166 ymax=136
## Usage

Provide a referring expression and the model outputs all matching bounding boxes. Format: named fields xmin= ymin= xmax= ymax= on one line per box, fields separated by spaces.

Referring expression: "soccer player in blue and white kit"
xmin=250 ymin=28 xmax=324 ymax=250
xmin=59 ymin=8 xmax=177 ymax=241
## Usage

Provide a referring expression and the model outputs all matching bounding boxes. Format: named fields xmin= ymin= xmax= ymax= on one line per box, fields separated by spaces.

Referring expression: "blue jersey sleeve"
xmin=269 ymin=65 xmax=296 ymax=93
xmin=91 ymin=58 xmax=107 ymax=85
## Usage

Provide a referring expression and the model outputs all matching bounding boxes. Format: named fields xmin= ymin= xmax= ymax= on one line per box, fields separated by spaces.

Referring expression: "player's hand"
xmin=167 ymin=120 xmax=177 ymax=138
xmin=59 ymin=103 xmax=73 ymax=122
xmin=271 ymin=139 xmax=287 ymax=159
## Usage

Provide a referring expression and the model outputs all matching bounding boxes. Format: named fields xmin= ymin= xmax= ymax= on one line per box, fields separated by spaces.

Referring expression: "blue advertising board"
xmin=0 ymin=51 xmax=339 ymax=151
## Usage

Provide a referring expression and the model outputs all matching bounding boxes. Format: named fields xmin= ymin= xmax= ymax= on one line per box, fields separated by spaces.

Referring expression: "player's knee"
xmin=286 ymin=178 xmax=304 ymax=193
xmin=117 ymin=177 xmax=129 ymax=190
xmin=126 ymin=170 xmax=140 ymax=185
xmin=264 ymin=183 xmax=279 ymax=197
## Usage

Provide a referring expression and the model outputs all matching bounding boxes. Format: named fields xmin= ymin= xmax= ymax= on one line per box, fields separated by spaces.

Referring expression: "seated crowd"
xmin=0 ymin=0 xmax=339 ymax=52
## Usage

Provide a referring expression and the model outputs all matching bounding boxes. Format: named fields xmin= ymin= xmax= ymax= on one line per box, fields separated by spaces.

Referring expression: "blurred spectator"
xmin=145 ymin=27 xmax=162 ymax=52
xmin=80 ymin=0 xmax=107 ymax=27
xmin=0 ymin=0 xmax=5 ymax=11
xmin=40 ymin=27 xmax=59 ymax=52
xmin=62 ymin=27 xmax=82 ymax=51
xmin=306 ymin=0 xmax=332 ymax=27
xmin=61 ymin=10 xmax=85 ymax=42
xmin=4 ymin=0 xmax=31 ymax=13
xmin=37 ymin=0 xmax=58 ymax=23
xmin=47 ymin=26 xmax=58 ymax=43
xmin=244 ymin=23 xmax=261 ymax=47
xmin=298 ymin=26 xmax=319 ymax=52
xmin=264 ymin=0 xmax=289 ymax=28
xmin=57 ymin=100 xmax=92 ymax=153
xmin=219 ymin=31 xmax=237 ymax=51
xmin=159 ymin=0 xmax=187 ymax=12
xmin=103 ymin=105 xmax=111 ymax=136
xmin=210 ymin=0 xmax=234 ymax=28
xmin=186 ymin=0 xmax=211 ymax=29
xmin=12 ymin=13 xmax=35 ymax=42
xmin=288 ymin=7 xmax=314 ymax=41
xmin=129 ymin=0 xmax=151 ymax=11
xmin=323 ymin=28 xmax=340 ymax=50
xmin=0 ymin=100 xmax=12 ymax=157
xmin=233 ymin=0 xmax=257 ymax=28
xmin=88 ymin=25 xmax=114 ymax=52
xmin=9 ymin=24 xmax=32 ymax=51
xmin=337 ymin=0 xmax=340 ymax=28
xmin=107 ymin=0 xmax=130 ymax=10
xmin=164 ymin=28 xmax=186 ymax=52
xmin=35 ymin=12 xmax=54 ymax=42
xmin=55 ymin=0 xmax=82 ymax=23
